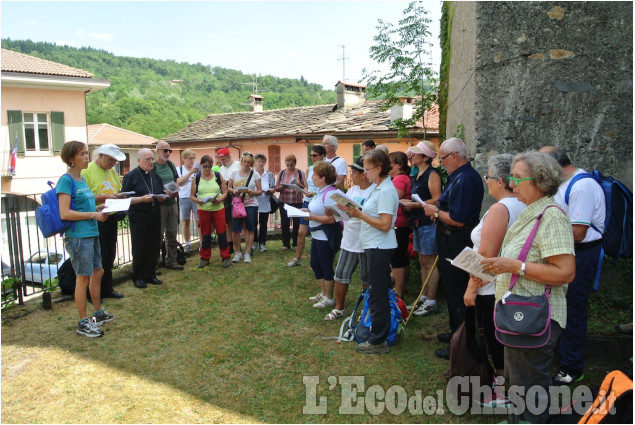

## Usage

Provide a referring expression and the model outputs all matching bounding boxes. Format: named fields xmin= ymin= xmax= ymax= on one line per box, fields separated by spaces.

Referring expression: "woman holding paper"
xmin=479 ymin=152 xmax=574 ymax=423
xmin=462 ymin=154 xmax=526 ymax=406
xmin=274 ymin=154 xmax=306 ymax=251
xmin=339 ymin=149 xmax=398 ymax=354
xmin=305 ymin=161 xmax=340 ymax=309
xmin=400 ymin=140 xmax=442 ymax=316
xmin=228 ymin=152 xmax=262 ymax=263
xmin=190 ymin=155 xmax=230 ymax=269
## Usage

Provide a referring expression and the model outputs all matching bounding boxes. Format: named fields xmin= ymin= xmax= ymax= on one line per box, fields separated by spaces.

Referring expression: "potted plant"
xmin=42 ymin=278 xmax=58 ymax=310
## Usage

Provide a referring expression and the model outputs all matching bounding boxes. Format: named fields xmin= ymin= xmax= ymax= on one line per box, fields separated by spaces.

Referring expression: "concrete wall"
xmin=448 ymin=1 xmax=633 ymax=188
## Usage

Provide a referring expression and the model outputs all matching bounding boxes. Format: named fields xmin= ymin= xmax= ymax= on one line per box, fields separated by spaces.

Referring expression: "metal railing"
xmin=2 ymin=192 xmax=282 ymax=308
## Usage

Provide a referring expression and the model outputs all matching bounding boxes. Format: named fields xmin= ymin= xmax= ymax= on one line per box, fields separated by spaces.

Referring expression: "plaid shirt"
xmin=277 ymin=168 xmax=305 ymax=204
xmin=495 ymin=196 xmax=575 ymax=328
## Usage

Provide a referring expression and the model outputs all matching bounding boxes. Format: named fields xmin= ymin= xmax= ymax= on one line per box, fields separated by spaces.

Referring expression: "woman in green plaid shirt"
xmin=479 ymin=151 xmax=575 ymax=423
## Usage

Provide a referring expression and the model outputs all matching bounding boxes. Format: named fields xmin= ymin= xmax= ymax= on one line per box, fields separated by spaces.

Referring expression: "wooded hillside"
xmin=2 ymin=39 xmax=337 ymax=139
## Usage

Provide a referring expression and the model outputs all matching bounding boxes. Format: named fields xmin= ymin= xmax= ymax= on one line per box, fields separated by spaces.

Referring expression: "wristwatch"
xmin=518 ymin=262 xmax=526 ymax=277
xmin=434 ymin=208 xmax=440 ymax=220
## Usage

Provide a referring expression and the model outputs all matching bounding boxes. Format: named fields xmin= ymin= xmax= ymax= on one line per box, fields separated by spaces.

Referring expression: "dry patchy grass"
xmin=2 ymin=240 xmax=511 ymax=423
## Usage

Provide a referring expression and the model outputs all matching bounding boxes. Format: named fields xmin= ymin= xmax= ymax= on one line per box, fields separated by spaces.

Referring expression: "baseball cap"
xmin=349 ymin=156 xmax=364 ymax=171
xmin=94 ymin=144 xmax=126 ymax=161
xmin=216 ymin=148 xmax=230 ymax=158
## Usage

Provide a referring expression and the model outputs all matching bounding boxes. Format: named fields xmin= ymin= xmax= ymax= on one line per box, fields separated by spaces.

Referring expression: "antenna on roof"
xmin=243 ymin=74 xmax=265 ymax=95
xmin=337 ymin=45 xmax=349 ymax=82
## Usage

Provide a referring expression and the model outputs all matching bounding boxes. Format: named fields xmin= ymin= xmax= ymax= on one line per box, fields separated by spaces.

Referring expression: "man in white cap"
xmin=81 ymin=144 xmax=127 ymax=299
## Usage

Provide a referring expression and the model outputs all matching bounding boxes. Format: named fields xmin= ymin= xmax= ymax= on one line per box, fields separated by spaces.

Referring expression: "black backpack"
xmin=58 ymin=258 xmax=76 ymax=295
xmin=160 ymin=239 xmax=187 ymax=266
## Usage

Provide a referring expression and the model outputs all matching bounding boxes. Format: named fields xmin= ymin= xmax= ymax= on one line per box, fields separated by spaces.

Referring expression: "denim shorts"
xmin=64 ymin=236 xmax=102 ymax=276
xmin=413 ymin=223 xmax=437 ymax=255
xmin=179 ymin=198 xmax=198 ymax=221
xmin=232 ymin=206 xmax=258 ymax=232
xmin=299 ymin=200 xmax=310 ymax=226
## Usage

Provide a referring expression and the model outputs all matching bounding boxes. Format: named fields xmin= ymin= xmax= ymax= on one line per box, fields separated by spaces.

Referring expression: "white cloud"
xmin=88 ymin=32 xmax=114 ymax=41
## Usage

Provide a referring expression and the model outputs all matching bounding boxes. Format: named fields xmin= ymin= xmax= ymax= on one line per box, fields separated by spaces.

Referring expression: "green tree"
xmin=362 ymin=1 xmax=438 ymax=138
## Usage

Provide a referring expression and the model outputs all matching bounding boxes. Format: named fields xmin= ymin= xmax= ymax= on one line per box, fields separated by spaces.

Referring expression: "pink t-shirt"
xmin=392 ymin=173 xmax=412 ymax=228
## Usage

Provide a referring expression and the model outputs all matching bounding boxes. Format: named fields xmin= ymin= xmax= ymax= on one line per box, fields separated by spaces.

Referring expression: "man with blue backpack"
xmin=541 ymin=146 xmax=605 ymax=385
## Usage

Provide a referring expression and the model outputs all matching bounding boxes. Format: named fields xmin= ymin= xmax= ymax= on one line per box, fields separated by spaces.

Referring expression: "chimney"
xmin=335 ymin=81 xmax=366 ymax=111
xmin=248 ymin=94 xmax=263 ymax=112
xmin=390 ymin=97 xmax=414 ymax=122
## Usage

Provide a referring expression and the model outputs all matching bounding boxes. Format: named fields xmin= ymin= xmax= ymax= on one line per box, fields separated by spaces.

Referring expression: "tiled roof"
xmin=1 ymin=49 xmax=93 ymax=78
xmin=162 ymin=100 xmax=439 ymax=144
xmin=87 ymin=124 xmax=157 ymax=147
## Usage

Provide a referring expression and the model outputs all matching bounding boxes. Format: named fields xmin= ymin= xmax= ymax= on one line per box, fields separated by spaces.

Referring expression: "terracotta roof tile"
xmin=1 ymin=48 xmax=93 ymax=78
xmin=162 ymin=101 xmax=439 ymax=144
xmin=87 ymin=124 xmax=156 ymax=147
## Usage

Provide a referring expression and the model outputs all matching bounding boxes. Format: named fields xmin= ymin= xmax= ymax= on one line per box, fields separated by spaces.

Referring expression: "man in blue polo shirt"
xmin=423 ymin=137 xmax=484 ymax=359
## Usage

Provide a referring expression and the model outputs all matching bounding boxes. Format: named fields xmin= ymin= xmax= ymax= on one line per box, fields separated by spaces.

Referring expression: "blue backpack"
xmin=352 ymin=288 xmax=405 ymax=346
xmin=35 ymin=174 xmax=76 ymax=238
xmin=565 ymin=170 xmax=633 ymax=290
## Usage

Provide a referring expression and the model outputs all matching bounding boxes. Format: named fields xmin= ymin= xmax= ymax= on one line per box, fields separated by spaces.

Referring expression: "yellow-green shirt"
xmin=81 ymin=161 xmax=122 ymax=212
xmin=197 ymin=175 xmax=224 ymax=212
xmin=495 ymin=196 xmax=575 ymax=328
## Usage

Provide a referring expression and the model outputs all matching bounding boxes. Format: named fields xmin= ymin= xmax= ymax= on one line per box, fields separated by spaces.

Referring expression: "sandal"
xmin=313 ymin=297 xmax=335 ymax=309
xmin=286 ymin=258 xmax=301 ymax=267
xmin=309 ymin=292 xmax=324 ymax=302
xmin=324 ymin=309 xmax=345 ymax=321
xmin=281 ymin=246 xmax=289 ymax=251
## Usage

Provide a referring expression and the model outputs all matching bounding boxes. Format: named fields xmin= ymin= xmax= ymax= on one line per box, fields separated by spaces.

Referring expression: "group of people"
xmin=57 ymin=135 xmax=604 ymax=423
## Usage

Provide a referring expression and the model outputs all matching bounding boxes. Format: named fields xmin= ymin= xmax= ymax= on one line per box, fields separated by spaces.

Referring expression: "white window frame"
xmin=23 ymin=112 xmax=52 ymax=155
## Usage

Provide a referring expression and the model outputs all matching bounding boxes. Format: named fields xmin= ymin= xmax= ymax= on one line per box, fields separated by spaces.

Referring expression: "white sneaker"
xmin=232 ymin=251 xmax=243 ymax=263
xmin=244 ymin=253 xmax=251 ymax=263
xmin=184 ymin=243 xmax=191 ymax=254
xmin=259 ymin=244 xmax=267 ymax=252
xmin=313 ymin=297 xmax=335 ymax=308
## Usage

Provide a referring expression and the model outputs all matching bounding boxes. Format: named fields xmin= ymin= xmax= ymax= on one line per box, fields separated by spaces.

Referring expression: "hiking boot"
xmin=232 ymin=251 xmax=243 ymax=263
xmin=77 ymin=318 xmax=104 ymax=338
xmin=222 ymin=258 xmax=231 ymax=268
xmin=553 ymin=370 xmax=584 ymax=385
xmin=356 ymin=340 xmax=389 ymax=354
xmin=259 ymin=244 xmax=267 ymax=252
xmin=413 ymin=302 xmax=438 ymax=317
xmin=92 ymin=309 xmax=114 ymax=326
xmin=198 ymin=259 xmax=210 ymax=269
xmin=244 ymin=253 xmax=252 ymax=263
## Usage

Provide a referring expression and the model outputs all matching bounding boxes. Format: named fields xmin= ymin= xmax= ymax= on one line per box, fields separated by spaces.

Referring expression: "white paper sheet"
xmin=329 ymin=191 xmax=361 ymax=210
xmin=101 ymin=198 xmax=132 ymax=213
xmin=447 ymin=247 xmax=497 ymax=282
xmin=283 ymin=203 xmax=309 ymax=217
xmin=164 ymin=181 xmax=180 ymax=193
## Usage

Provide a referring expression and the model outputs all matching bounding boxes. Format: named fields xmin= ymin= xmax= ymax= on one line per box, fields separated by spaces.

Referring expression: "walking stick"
xmin=405 ymin=254 xmax=439 ymax=326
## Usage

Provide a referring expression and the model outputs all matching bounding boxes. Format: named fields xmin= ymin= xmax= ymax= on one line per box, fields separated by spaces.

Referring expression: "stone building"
xmin=445 ymin=2 xmax=632 ymax=188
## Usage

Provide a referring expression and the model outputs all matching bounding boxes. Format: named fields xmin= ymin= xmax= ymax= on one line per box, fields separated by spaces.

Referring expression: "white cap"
xmin=94 ymin=144 xmax=126 ymax=161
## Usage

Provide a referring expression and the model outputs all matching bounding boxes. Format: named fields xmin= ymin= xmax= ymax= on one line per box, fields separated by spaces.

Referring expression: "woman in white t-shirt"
xmin=464 ymin=154 xmax=525 ymax=404
xmin=227 ymin=152 xmax=262 ymax=263
xmin=175 ymin=149 xmax=200 ymax=253
xmin=323 ymin=156 xmax=375 ymax=320
xmin=254 ymin=153 xmax=275 ymax=252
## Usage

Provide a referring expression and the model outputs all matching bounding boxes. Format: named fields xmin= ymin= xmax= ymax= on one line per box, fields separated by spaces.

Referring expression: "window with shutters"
xmin=268 ymin=145 xmax=281 ymax=174
xmin=24 ymin=112 xmax=50 ymax=153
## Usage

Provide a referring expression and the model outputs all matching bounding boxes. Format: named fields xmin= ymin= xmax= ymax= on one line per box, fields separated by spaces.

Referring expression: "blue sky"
xmin=1 ymin=1 xmax=442 ymax=90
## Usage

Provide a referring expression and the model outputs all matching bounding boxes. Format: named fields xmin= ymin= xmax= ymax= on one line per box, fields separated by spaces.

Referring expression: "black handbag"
xmin=269 ymin=195 xmax=279 ymax=214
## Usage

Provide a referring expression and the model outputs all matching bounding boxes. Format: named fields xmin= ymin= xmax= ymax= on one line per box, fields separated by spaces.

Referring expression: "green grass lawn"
xmin=1 ymin=239 xmax=621 ymax=423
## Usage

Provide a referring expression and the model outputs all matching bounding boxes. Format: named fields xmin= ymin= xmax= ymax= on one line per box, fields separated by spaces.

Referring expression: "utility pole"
xmin=337 ymin=45 xmax=349 ymax=82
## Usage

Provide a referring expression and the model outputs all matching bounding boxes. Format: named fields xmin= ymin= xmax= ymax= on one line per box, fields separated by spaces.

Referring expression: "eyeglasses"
xmin=483 ymin=174 xmax=497 ymax=182
xmin=364 ymin=166 xmax=378 ymax=172
xmin=439 ymin=152 xmax=456 ymax=162
xmin=201 ymin=164 xmax=213 ymax=169
xmin=161 ymin=149 xmax=173 ymax=154
xmin=242 ymin=152 xmax=253 ymax=157
xmin=507 ymin=176 xmax=535 ymax=185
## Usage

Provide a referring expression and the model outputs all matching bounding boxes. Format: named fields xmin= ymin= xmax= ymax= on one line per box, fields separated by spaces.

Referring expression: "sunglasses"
xmin=242 ymin=152 xmax=253 ymax=157
xmin=161 ymin=149 xmax=173 ymax=154
xmin=201 ymin=164 xmax=213 ymax=169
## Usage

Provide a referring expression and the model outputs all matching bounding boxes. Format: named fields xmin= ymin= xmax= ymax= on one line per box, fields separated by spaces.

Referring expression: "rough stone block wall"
xmin=456 ymin=1 xmax=633 ymax=188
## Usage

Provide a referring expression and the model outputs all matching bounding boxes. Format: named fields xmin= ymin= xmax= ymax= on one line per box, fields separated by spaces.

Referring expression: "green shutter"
xmin=353 ymin=144 xmax=361 ymax=162
xmin=50 ymin=111 xmax=65 ymax=154
xmin=7 ymin=110 xmax=24 ymax=154
xmin=307 ymin=144 xmax=313 ymax=166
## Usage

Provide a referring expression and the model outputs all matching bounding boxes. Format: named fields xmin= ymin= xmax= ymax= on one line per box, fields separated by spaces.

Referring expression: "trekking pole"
xmin=405 ymin=255 xmax=439 ymax=326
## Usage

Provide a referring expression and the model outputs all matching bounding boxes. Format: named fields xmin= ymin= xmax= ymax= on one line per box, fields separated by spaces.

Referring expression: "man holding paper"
xmin=422 ymin=137 xmax=484 ymax=360
xmin=82 ymin=144 xmax=128 ymax=299
xmin=154 ymin=141 xmax=183 ymax=271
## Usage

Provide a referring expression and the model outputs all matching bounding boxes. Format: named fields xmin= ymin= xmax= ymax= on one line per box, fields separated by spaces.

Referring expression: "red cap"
xmin=216 ymin=148 xmax=230 ymax=158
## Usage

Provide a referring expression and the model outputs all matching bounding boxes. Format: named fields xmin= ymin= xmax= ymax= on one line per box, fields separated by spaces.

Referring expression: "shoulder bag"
xmin=231 ymin=170 xmax=253 ymax=219
xmin=493 ymin=205 xmax=564 ymax=349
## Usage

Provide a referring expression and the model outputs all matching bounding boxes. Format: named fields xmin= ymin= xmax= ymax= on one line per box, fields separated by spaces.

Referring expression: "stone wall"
xmin=448 ymin=1 xmax=633 ymax=188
